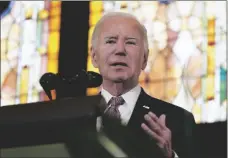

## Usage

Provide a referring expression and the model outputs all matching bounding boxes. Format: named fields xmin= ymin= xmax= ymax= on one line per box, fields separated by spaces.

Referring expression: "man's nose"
xmin=115 ymin=41 xmax=126 ymax=56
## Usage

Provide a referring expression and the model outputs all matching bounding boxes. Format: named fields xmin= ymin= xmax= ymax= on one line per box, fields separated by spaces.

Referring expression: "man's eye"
xmin=126 ymin=41 xmax=136 ymax=45
xmin=106 ymin=40 xmax=116 ymax=44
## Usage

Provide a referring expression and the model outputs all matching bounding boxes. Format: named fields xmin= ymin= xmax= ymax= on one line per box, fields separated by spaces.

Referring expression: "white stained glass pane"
xmin=7 ymin=48 xmax=19 ymax=66
xmin=176 ymin=1 xmax=195 ymax=17
xmin=215 ymin=2 xmax=226 ymax=35
xmin=144 ymin=21 xmax=153 ymax=37
xmin=114 ymin=1 xmax=123 ymax=10
xmin=128 ymin=1 xmax=140 ymax=10
xmin=8 ymin=39 xmax=18 ymax=52
xmin=173 ymin=82 xmax=195 ymax=112
xmin=140 ymin=1 xmax=155 ymax=5
xmin=168 ymin=18 xmax=181 ymax=32
xmin=1 ymin=98 xmax=15 ymax=107
xmin=8 ymin=24 xmax=20 ymax=41
xmin=188 ymin=16 xmax=201 ymax=30
xmin=215 ymin=41 xmax=226 ymax=67
xmin=192 ymin=1 xmax=204 ymax=18
xmin=140 ymin=4 xmax=158 ymax=21
xmin=153 ymin=21 xmax=167 ymax=42
xmin=10 ymin=1 xmax=22 ymax=19
xmin=220 ymin=102 xmax=227 ymax=121
xmin=203 ymin=100 xmax=221 ymax=123
xmin=206 ymin=1 xmax=216 ymax=18
xmin=185 ymin=48 xmax=205 ymax=77
xmin=103 ymin=2 xmax=115 ymax=11
xmin=22 ymin=20 xmax=37 ymax=44
xmin=30 ymin=53 xmax=41 ymax=85
xmin=1 ymin=15 xmax=14 ymax=39
xmin=173 ymin=30 xmax=196 ymax=66
xmin=21 ymin=1 xmax=43 ymax=8
xmin=192 ymin=28 xmax=204 ymax=47
xmin=1 ymin=39 xmax=7 ymax=56
xmin=167 ymin=3 xmax=178 ymax=21
xmin=20 ymin=43 xmax=36 ymax=66
xmin=158 ymin=40 xmax=167 ymax=50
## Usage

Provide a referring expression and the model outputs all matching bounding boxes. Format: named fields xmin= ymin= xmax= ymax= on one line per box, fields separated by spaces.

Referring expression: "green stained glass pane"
xmin=220 ymin=66 xmax=227 ymax=104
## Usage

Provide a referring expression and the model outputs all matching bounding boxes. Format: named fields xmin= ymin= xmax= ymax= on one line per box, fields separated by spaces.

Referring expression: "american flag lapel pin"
xmin=143 ymin=105 xmax=150 ymax=109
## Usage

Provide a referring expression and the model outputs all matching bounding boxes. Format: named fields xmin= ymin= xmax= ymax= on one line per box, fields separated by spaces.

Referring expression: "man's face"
xmin=91 ymin=16 xmax=148 ymax=83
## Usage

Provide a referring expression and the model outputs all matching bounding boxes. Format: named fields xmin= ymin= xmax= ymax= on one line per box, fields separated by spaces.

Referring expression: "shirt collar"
xmin=100 ymin=84 xmax=141 ymax=107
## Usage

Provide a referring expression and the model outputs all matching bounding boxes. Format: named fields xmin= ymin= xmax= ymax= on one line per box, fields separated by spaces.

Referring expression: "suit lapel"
xmin=127 ymin=88 xmax=151 ymax=130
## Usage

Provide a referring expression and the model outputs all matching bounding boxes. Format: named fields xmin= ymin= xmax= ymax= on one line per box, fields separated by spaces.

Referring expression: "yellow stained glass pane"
xmin=87 ymin=87 xmax=100 ymax=96
xmin=90 ymin=13 xmax=102 ymax=26
xmin=20 ymin=66 xmax=29 ymax=103
xmin=50 ymin=16 xmax=61 ymax=31
xmin=38 ymin=9 xmax=49 ymax=20
xmin=90 ymin=1 xmax=103 ymax=13
xmin=48 ymin=59 xmax=58 ymax=73
xmin=48 ymin=32 xmax=60 ymax=54
xmin=51 ymin=1 xmax=61 ymax=8
xmin=148 ymin=54 xmax=166 ymax=81
xmin=25 ymin=8 xmax=33 ymax=19
xmin=148 ymin=81 xmax=165 ymax=101
xmin=49 ymin=7 xmax=61 ymax=17
xmin=166 ymin=79 xmax=181 ymax=102
xmin=207 ymin=46 xmax=215 ymax=74
xmin=205 ymin=74 xmax=215 ymax=101
xmin=89 ymin=26 xmax=95 ymax=40
xmin=192 ymin=104 xmax=201 ymax=124
xmin=207 ymin=18 xmax=215 ymax=44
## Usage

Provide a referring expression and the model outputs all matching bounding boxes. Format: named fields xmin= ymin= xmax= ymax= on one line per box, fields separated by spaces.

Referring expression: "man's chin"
xmin=112 ymin=76 xmax=127 ymax=83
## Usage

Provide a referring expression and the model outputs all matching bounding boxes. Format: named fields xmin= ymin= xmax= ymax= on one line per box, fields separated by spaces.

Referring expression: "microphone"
xmin=56 ymin=70 xmax=102 ymax=88
xmin=39 ymin=70 xmax=103 ymax=99
xmin=39 ymin=72 xmax=57 ymax=100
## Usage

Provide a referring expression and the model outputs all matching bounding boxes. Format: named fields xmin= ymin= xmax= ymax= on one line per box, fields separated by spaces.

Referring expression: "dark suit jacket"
xmin=98 ymin=87 xmax=199 ymax=158
xmin=102 ymin=87 xmax=198 ymax=158
xmin=126 ymin=87 xmax=198 ymax=158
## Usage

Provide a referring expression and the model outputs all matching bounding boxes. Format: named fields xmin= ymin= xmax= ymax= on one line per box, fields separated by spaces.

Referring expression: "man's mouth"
xmin=110 ymin=62 xmax=128 ymax=67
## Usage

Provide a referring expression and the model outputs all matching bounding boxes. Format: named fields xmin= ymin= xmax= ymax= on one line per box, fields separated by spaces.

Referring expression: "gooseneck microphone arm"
xmin=39 ymin=73 xmax=57 ymax=100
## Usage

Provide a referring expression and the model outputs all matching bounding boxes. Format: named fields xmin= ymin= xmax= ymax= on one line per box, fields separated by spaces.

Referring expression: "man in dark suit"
xmin=90 ymin=11 xmax=198 ymax=158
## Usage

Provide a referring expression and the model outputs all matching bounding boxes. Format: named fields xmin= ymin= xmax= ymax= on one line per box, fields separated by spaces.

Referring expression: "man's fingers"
xmin=144 ymin=114 xmax=161 ymax=133
xmin=159 ymin=114 xmax=166 ymax=129
xmin=141 ymin=123 xmax=164 ymax=143
xmin=148 ymin=112 xmax=158 ymax=122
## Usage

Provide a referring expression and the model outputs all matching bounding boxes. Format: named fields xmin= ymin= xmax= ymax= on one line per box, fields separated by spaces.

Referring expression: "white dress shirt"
xmin=100 ymin=84 xmax=141 ymax=125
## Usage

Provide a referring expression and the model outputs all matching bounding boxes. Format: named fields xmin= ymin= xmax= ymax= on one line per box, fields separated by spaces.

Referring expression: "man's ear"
xmin=142 ymin=49 xmax=149 ymax=70
xmin=91 ymin=46 xmax=98 ymax=68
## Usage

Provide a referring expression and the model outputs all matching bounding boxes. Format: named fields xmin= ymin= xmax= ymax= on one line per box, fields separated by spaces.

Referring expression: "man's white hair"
xmin=91 ymin=12 xmax=149 ymax=56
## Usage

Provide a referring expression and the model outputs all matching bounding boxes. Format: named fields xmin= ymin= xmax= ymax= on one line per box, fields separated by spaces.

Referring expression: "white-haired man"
xmin=91 ymin=12 xmax=198 ymax=158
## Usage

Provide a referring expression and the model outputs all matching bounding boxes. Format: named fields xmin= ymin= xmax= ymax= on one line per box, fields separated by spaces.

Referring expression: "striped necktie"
xmin=104 ymin=96 xmax=125 ymax=120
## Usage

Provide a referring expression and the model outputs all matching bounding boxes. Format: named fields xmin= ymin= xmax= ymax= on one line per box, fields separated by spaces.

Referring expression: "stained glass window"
xmin=1 ymin=1 xmax=62 ymax=106
xmin=87 ymin=1 xmax=227 ymax=123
